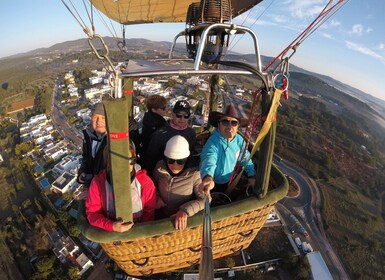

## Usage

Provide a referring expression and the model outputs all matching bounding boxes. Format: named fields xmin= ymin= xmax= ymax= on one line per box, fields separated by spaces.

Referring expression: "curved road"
xmin=275 ymin=159 xmax=350 ymax=280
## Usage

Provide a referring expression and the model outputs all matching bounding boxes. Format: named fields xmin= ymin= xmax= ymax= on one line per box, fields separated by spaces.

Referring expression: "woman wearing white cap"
xmin=152 ymin=135 xmax=209 ymax=230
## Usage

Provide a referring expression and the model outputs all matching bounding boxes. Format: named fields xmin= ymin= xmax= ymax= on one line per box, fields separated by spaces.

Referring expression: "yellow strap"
xmin=247 ymin=88 xmax=283 ymax=162
xmin=226 ymin=88 xmax=283 ymax=194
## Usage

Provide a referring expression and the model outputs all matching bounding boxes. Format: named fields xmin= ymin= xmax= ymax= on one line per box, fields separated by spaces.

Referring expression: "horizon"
xmin=0 ymin=1 xmax=384 ymax=101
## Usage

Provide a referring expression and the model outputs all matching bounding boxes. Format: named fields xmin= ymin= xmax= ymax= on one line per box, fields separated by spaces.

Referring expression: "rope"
xmin=227 ymin=0 xmax=276 ymax=55
xmin=60 ymin=0 xmax=93 ymax=37
xmin=264 ymin=0 xmax=349 ymax=71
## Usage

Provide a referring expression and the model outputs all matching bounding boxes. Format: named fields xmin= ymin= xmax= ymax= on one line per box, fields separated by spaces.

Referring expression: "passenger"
xmin=85 ymin=141 xmax=156 ymax=232
xmin=152 ymin=135 xmax=208 ymax=230
xmin=200 ymin=104 xmax=256 ymax=195
xmin=77 ymin=102 xmax=107 ymax=185
xmin=141 ymin=94 xmax=167 ymax=154
xmin=144 ymin=100 xmax=196 ymax=176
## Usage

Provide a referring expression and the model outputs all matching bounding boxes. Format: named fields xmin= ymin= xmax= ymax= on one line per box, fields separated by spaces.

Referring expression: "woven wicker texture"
xmin=200 ymin=0 xmax=232 ymax=24
xmin=100 ymin=203 xmax=273 ymax=276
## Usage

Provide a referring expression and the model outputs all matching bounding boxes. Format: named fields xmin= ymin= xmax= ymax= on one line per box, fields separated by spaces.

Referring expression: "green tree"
xmin=68 ymin=225 xmax=81 ymax=238
xmin=32 ymin=256 xmax=55 ymax=280
xmin=68 ymin=267 xmax=81 ymax=280
xmin=225 ymin=257 xmax=236 ymax=269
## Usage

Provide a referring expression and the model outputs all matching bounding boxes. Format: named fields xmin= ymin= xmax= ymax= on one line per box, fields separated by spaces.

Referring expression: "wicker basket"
xmin=78 ymin=164 xmax=288 ymax=277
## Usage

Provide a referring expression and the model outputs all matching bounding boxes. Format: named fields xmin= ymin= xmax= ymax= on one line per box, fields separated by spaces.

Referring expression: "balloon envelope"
xmin=91 ymin=0 xmax=264 ymax=24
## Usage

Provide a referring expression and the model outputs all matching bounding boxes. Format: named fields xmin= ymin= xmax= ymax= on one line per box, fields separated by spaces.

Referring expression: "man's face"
xmin=92 ymin=113 xmax=106 ymax=135
xmin=218 ymin=117 xmax=239 ymax=140
xmin=172 ymin=111 xmax=190 ymax=126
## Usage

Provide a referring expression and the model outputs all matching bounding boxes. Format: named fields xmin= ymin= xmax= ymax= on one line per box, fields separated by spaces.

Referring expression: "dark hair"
xmin=146 ymin=94 xmax=167 ymax=112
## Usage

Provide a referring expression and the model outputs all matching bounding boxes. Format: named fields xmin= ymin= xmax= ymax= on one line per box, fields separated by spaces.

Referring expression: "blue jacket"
xmin=200 ymin=129 xmax=255 ymax=184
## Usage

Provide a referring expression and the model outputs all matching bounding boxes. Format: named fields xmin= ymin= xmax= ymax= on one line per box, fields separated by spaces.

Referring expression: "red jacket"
xmin=86 ymin=168 xmax=156 ymax=231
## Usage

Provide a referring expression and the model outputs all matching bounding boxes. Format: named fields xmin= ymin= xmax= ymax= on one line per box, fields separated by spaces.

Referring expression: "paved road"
xmin=275 ymin=159 xmax=350 ymax=280
xmin=51 ymin=79 xmax=82 ymax=150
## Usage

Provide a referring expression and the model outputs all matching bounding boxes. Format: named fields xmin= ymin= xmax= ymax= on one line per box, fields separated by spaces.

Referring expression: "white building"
xmin=44 ymin=144 xmax=67 ymax=161
xmin=51 ymin=171 xmax=77 ymax=194
xmin=48 ymin=230 xmax=93 ymax=276
xmin=52 ymin=155 xmax=81 ymax=176
xmin=27 ymin=114 xmax=47 ymax=126
xmin=84 ymin=87 xmax=102 ymax=100
xmin=89 ymin=77 xmax=103 ymax=85
xmin=35 ymin=134 xmax=53 ymax=145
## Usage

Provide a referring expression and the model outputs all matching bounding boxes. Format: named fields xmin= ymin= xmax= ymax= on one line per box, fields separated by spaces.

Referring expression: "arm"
xmin=78 ymin=131 xmax=91 ymax=183
xmin=179 ymin=171 xmax=208 ymax=217
xmin=175 ymin=171 xmax=210 ymax=230
xmin=144 ymin=131 xmax=163 ymax=175
xmin=200 ymin=140 xmax=218 ymax=194
xmin=200 ymin=138 xmax=219 ymax=180
xmin=85 ymin=177 xmax=114 ymax=232
xmin=139 ymin=173 xmax=156 ymax=222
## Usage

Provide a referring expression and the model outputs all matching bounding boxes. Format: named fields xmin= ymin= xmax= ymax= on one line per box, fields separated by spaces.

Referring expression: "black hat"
xmin=208 ymin=104 xmax=248 ymax=128
xmin=173 ymin=100 xmax=191 ymax=114
xmin=91 ymin=102 xmax=105 ymax=117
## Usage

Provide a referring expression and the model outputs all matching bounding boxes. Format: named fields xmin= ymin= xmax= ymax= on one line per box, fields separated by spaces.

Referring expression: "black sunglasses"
xmin=175 ymin=113 xmax=190 ymax=119
xmin=128 ymin=157 xmax=137 ymax=165
xmin=219 ymin=119 xmax=239 ymax=127
xmin=165 ymin=157 xmax=188 ymax=165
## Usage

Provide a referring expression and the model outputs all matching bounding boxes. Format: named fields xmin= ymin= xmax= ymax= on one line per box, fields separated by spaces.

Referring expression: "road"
xmin=275 ymin=159 xmax=350 ymax=280
xmin=51 ymin=78 xmax=82 ymax=150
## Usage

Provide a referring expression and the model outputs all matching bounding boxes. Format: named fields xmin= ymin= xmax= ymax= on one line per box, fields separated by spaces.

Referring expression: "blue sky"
xmin=1 ymin=0 xmax=384 ymax=101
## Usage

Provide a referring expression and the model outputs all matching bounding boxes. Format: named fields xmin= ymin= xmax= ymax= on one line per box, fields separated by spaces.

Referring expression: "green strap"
xmin=226 ymin=88 xmax=282 ymax=194
xmin=104 ymin=97 xmax=132 ymax=223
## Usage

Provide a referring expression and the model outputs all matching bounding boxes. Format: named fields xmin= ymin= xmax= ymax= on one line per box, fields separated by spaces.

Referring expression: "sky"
xmin=1 ymin=0 xmax=384 ymax=101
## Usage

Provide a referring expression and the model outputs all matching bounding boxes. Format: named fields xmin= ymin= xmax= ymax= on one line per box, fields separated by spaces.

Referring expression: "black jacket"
xmin=141 ymin=111 xmax=167 ymax=155
xmin=77 ymin=127 xmax=107 ymax=183
xmin=143 ymin=121 xmax=196 ymax=176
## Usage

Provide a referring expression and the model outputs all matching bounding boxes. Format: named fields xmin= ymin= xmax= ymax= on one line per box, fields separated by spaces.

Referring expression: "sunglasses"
xmin=165 ymin=157 xmax=188 ymax=165
xmin=128 ymin=157 xmax=137 ymax=165
xmin=219 ymin=119 xmax=239 ymax=127
xmin=175 ymin=113 xmax=190 ymax=119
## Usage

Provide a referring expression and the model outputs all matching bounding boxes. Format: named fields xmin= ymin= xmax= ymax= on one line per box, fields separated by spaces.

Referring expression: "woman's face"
xmin=165 ymin=157 xmax=188 ymax=174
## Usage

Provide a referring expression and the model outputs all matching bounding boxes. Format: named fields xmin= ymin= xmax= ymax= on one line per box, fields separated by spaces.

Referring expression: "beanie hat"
xmin=91 ymin=102 xmax=105 ymax=117
xmin=164 ymin=135 xmax=190 ymax=159
xmin=173 ymin=100 xmax=190 ymax=114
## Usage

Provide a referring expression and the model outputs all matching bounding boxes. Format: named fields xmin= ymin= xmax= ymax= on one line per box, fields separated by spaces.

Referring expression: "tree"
xmin=68 ymin=267 xmax=81 ymax=280
xmin=68 ymin=225 xmax=81 ymax=238
xmin=225 ymin=257 xmax=236 ymax=269
xmin=32 ymin=256 xmax=55 ymax=280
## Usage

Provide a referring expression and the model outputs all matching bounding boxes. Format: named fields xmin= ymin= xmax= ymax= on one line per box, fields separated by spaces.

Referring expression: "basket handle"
xmin=139 ymin=269 xmax=153 ymax=277
xmin=239 ymin=230 xmax=254 ymax=237
xmin=231 ymin=245 xmax=243 ymax=253
xmin=188 ymin=245 xmax=201 ymax=252
xmin=132 ymin=257 xmax=149 ymax=266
